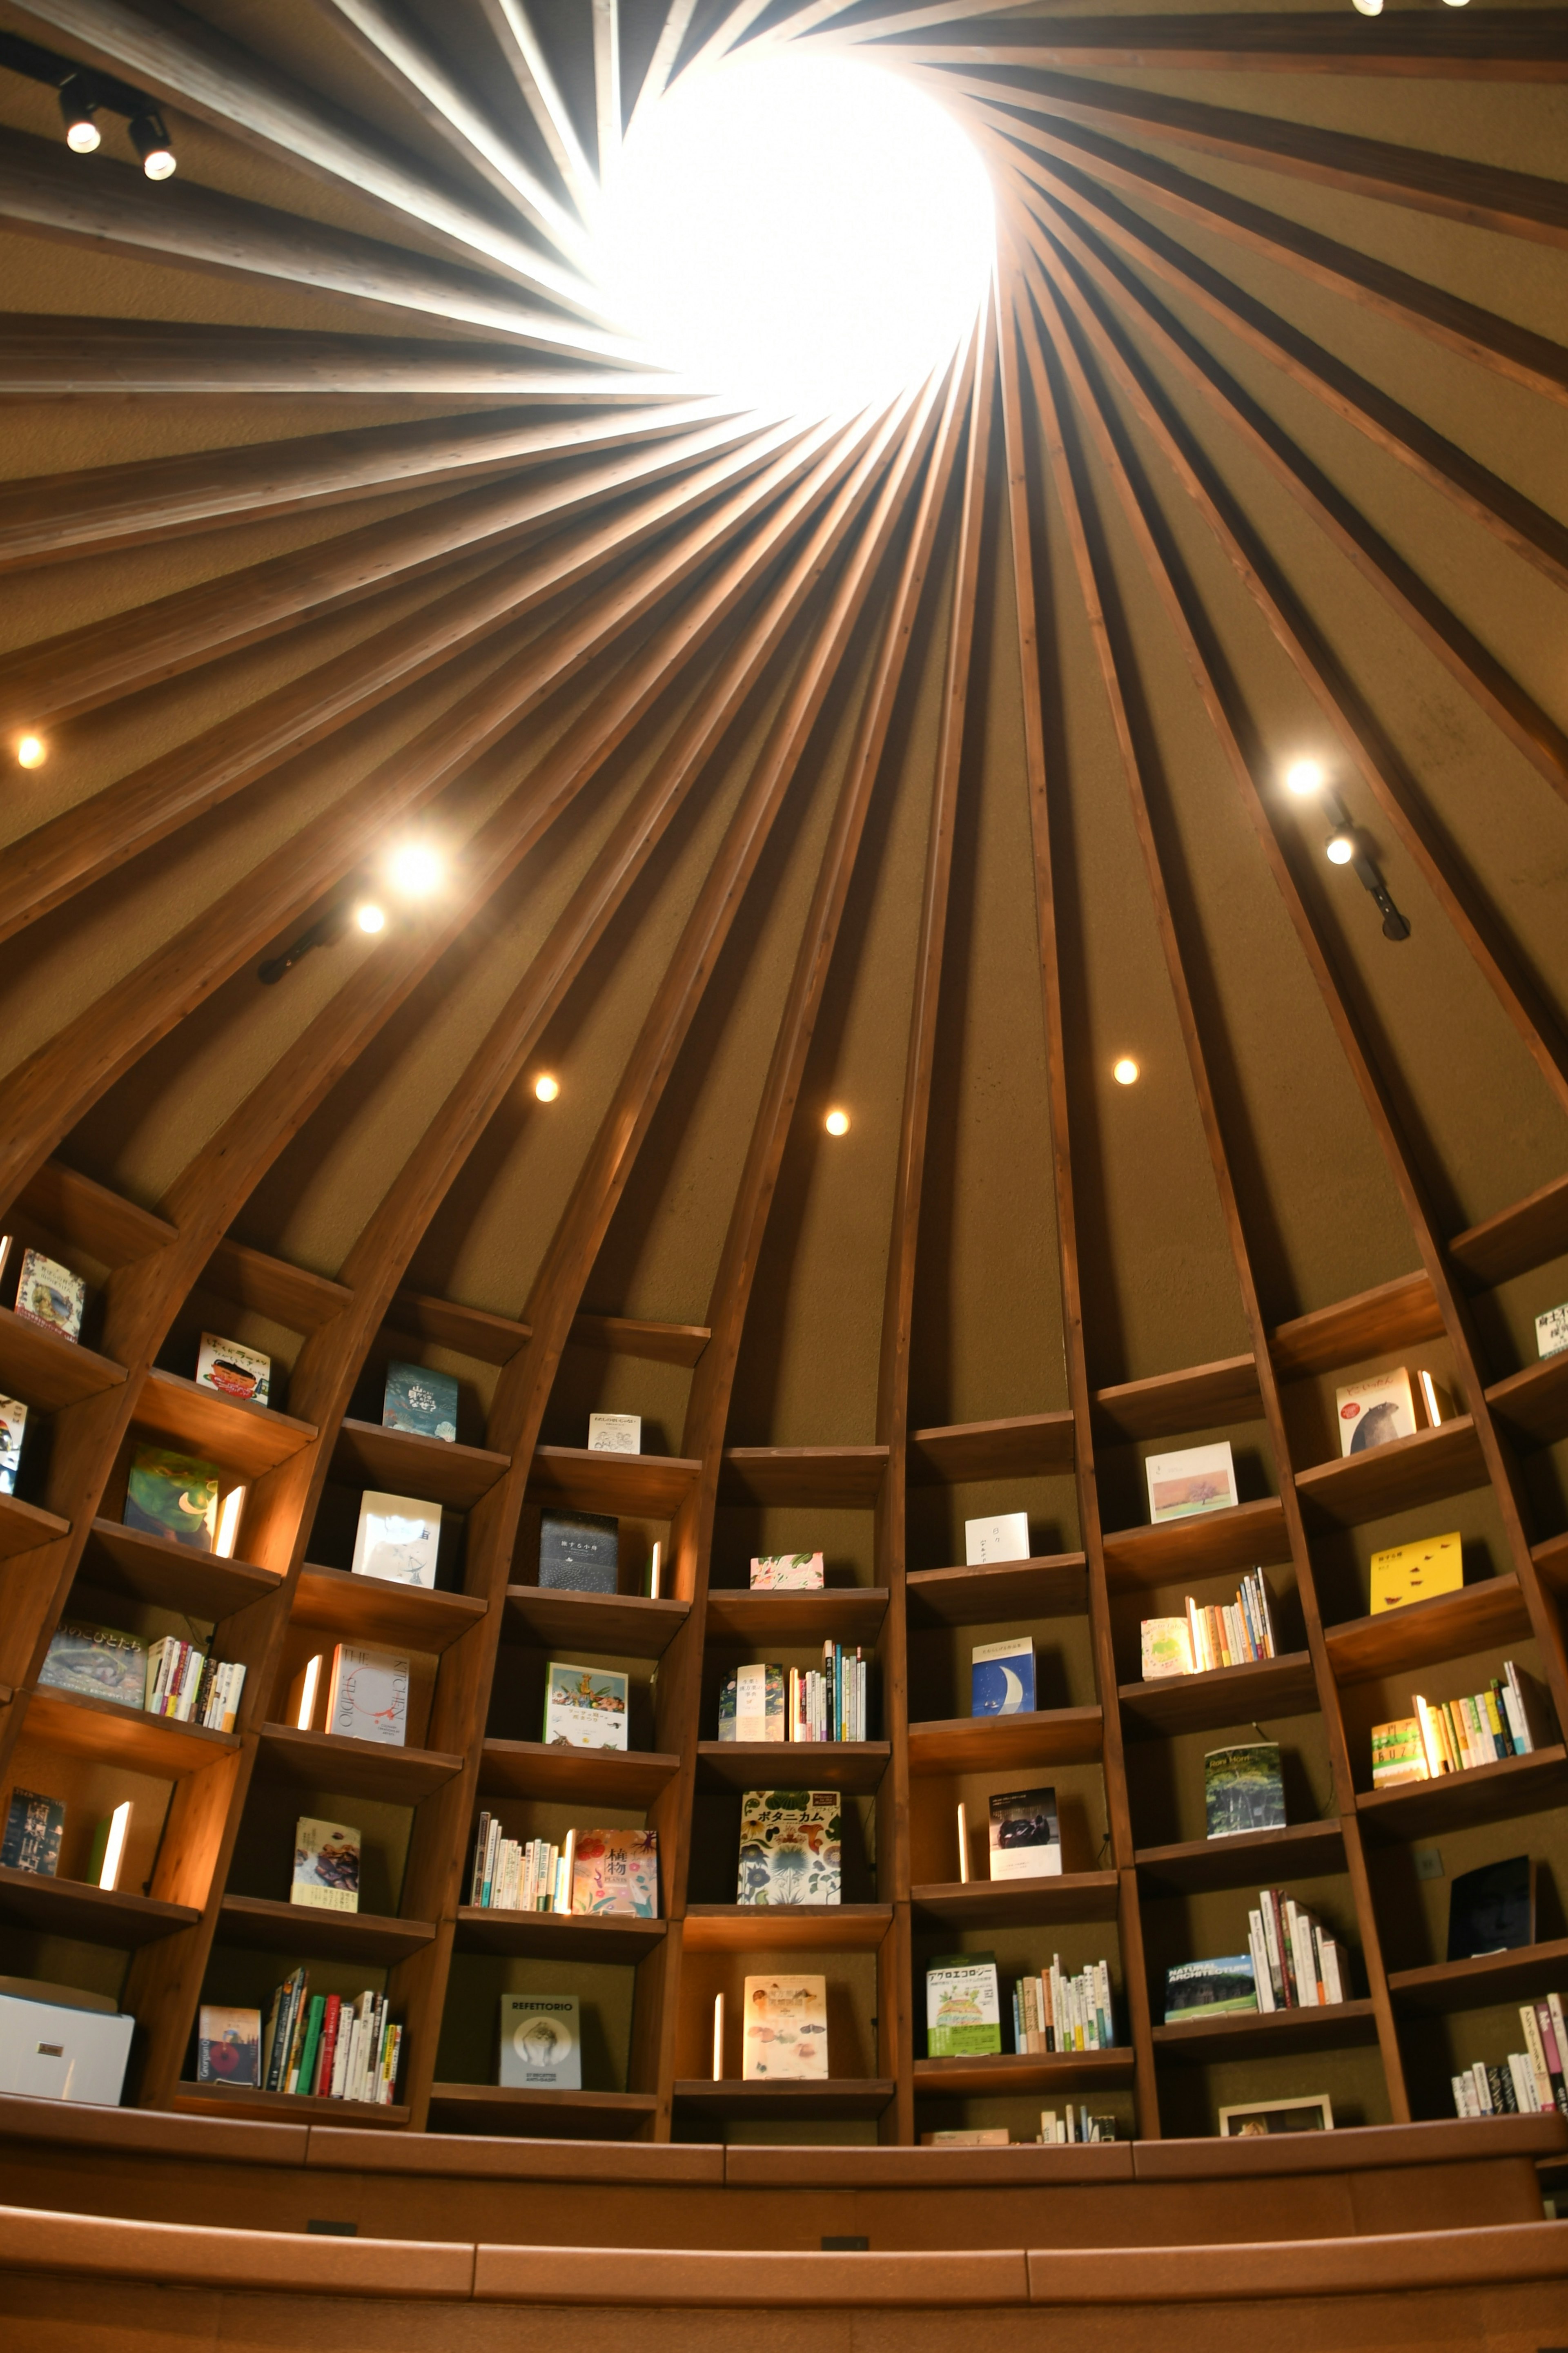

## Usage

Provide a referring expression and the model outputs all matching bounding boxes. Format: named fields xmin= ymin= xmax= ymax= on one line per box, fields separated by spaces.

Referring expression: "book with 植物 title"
xmin=742 ymin=1974 xmax=827 ymax=2079
xmin=736 ymin=1789 xmax=840 ymax=1905
xmin=13 ymin=1247 xmax=85 ymax=1341
xmin=539 ymin=1508 xmax=618 ymax=1593
xmin=38 ymin=1621 xmax=147 ymax=1710
xmin=1203 ymin=1742 xmax=1285 ymax=1838
xmin=987 ymin=1786 xmax=1061 ymax=1880
xmin=382 ymin=1361 xmax=458 ymax=1442
xmin=352 ymin=1491 xmax=441 ymax=1587
xmin=499 ymin=1994 xmax=581 ymax=2088
xmin=124 ymin=1445 xmax=221 ymax=1550
xmin=196 ymin=1333 xmax=270 ymax=1407
xmin=926 ymin=1954 xmax=1002 ymax=2057
xmin=971 ymin=1636 xmax=1034 ymax=1717
xmin=543 ymin=1660 xmax=628 ymax=1750
xmin=572 ymin=1827 xmax=659 ymax=1916
xmin=290 ymin=1818 xmax=361 ymax=1913
xmin=325 ymin=1645 xmax=409 ymax=1746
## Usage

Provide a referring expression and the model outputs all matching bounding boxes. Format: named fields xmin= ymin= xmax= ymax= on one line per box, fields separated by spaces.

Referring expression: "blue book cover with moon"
xmin=971 ymin=1636 xmax=1035 ymax=1717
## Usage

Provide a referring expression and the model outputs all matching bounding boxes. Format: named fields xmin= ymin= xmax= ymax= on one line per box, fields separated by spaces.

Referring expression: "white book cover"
xmin=195 ymin=1332 xmax=271 ymax=1407
xmin=1334 ymin=1367 xmax=1417 ymax=1456
xmin=742 ymin=1974 xmax=828 ymax=2079
xmin=964 ymin=1511 xmax=1030 ymax=1565
xmin=1537 ymin=1303 xmax=1568 ymax=1360
xmin=0 ymin=1396 xmax=26 ymax=1497
xmin=1145 ymin=1441 xmax=1237 ymax=1524
xmin=326 ymin=1644 xmax=409 ymax=1746
xmin=351 ymin=1491 xmax=441 ymax=1587
xmin=587 ymin=1412 xmax=641 ymax=1453
xmin=499 ymin=1994 xmax=581 ymax=2089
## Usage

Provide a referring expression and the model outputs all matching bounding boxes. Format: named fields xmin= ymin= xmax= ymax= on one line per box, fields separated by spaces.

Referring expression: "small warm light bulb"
xmin=1284 ymin=759 xmax=1323 ymax=797
xmin=1352 ymin=0 xmax=1383 ymax=16
xmin=1326 ymin=828 xmax=1356 ymax=866
xmin=535 ymin=1073 xmax=560 ymax=1102
xmin=355 ymin=901 xmax=386 ymax=933
xmin=825 ymin=1108 xmax=850 ymax=1135
xmin=16 ymin=733 xmax=46 ymax=769
xmin=1113 ymin=1058 xmax=1138 ymax=1086
xmin=389 ymin=842 xmax=443 ymax=897
xmin=66 ymin=119 xmax=100 ymax=153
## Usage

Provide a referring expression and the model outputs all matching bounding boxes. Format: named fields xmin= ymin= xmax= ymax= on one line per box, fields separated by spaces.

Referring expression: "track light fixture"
xmin=128 ymin=109 xmax=176 ymax=179
xmin=1282 ymin=759 xmax=1411 ymax=941
xmin=58 ymin=76 xmax=100 ymax=152
xmin=0 ymin=33 xmax=175 ymax=177
xmin=1325 ymin=825 xmax=1356 ymax=866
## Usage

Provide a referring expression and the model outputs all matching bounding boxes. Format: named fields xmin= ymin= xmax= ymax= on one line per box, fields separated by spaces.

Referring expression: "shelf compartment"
xmin=695 ymin=1741 xmax=889 ymax=1795
xmin=256 ymin=1723 xmax=463 ymax=1803
xmin=906 ymin=1414 xmax=1073 ymax=1486
xmin=906 ymin=1706 xmax=1101 ymax=1778
xmin=503 ymin=1585 xmax=688 ymax=1658
xmin=906 ymin=1555 xmax=1087 ymax=1627
xmin=1355 ymin=1744 xmax=1568 ymax=1840
xmin=673 ymin=2078 xmax=893 ymax=2119
xmin=1270 ymin=1272 xmax=1443 ymax=1380
xmin=914 ymin=2048 xmax=1134 ymax=2098
xmin=202 ymin=1238 xmax=351 ymax=1335
xmin=1101 ymin=1498 xmax=1287 ymax=1592
xmin=1325 ymin=1577 xmax=1531 ymax=1686
xmin=703 ymin=1588 xmax=888 ymax=1645
xmin=174 ymin=2081 xmax=408 ymax=2128
xmin=0 ymin=1305 xmax=125 ymax=1411
xmin=1091 ymin=1358 xmax=1261 ymax=1447
xmin=0 ymin=1863 xmax=198 ymax=1946
xmin=479 ymin=1737 xmax=679 ymax=1805
xmin=1535 ymin=1532 xmax=1568 ymax=1595
xmin=1117 ymin=1652 xmax=1319 ymax=1739
xmin=1294 ymin=1418 xmax=1485 ymax=1531
xmin=1135 ymin=1821 xmax=1347 ymax=1898
xmin=292 ymin=1562 xmax=486 ymax=1654
xmin=1152 ymin=2000 xmax=1378 ymax=2063
xmin=1448 ymin=1175 xmax=1568 ymax=1292
xmin=332 ymin=1419 xmax=508 ymax=1511
xmin=215 ymin=1895 xmax=435 ymax=1964
xmin=427 ymin=2084 xmax=656 ymax=2137
xmin=133 ymin=1368 xmax=316 ymax=1479
xmin=718 ymin=1447 xmax=886 ymax=1507
xmin=911 ymin=1873 xmax=1120 ymax=1929
xmin=17 ymin=1161 xmax=175 ymax=1269
xmin=682 ymin=1904 xmax=891 ymax=1951
xmin=386 ymin=1289 xmax=529 ymax=1364
xmin=26 ymin=1684 xmax=238 ymax=1777
xmin=570 ymin=1312 xmax=709 ymax=1368
xmin=1486 ymin=1352 xmax=1568 ymax=1449
xmin=1388 ymin=1937 xmax=1568 ymax=2015
xmin=530 ymin=1446 xmax=698 ymax=1518
xmin=0 ymin=1493 xmax=72 ymax=1560
xmin=80 ymin=1518 xmax=280 ymax=1620
xmin=453 ymin=1907 xmax=666 ymax=1961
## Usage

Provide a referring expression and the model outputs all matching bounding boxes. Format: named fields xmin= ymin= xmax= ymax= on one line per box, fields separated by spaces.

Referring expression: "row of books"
xmin=1372 ymin=1661 xmax=1546 ymax=1786
xmin=465 ymin=1820 xmax=658 ymax=1917
xmin=717 ymin=1651 xmax=871 ymax=1744
xmin=1452 ymin=1996 xmax=1568 ymax=2117
xmin=1014 ymin=1958 xmax=1114 ymax=2054
xmin=923 ymin=2114 xmax=1119 ymax=2147
xmin=1140 ymin=1568 xmax=1277 ymax=1681
xmin=1246 ymin=1888 xmax=1352 ymax=2010
xmin=200 ymin=1970 xmax=403 ymax=2103
xmin=146 ymin=1637 xmax=245 ymax=1731
xmin=38 ymin=1620 xmax=245 ymax=1729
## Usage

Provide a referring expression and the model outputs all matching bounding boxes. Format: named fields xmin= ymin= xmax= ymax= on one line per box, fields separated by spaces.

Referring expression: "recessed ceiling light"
xmin=535 ymin=1074 xmax=561 ymax=1102
xmin=1113 ymin=1058 xmax=1138 ymax=1086
xmin=825 ymin=1108 xmax=850 ymax=1135
xmin=389 ymin=843 xmax=443 ymax=897
xmin=355 ymin=901 xmax=386 ymax=933
xmin=16 ymin=733 xmax=45 ymax=769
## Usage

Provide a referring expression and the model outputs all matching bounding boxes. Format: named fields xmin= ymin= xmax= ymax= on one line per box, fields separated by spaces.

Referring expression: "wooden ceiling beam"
xmin=473 ymin=0 xmax=598 ymax=211
xmin=873 ymin=11 xmax=1568 ymax=81
xmin=593 ymin=0 xmax=621 ymax=176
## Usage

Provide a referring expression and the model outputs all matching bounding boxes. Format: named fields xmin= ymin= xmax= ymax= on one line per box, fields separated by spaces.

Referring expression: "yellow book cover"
xmin=1369 ymin=1530 xmax=1462 ymax=1615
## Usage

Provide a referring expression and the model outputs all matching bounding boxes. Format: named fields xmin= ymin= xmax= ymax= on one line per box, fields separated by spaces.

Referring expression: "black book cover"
xmin=1446 ymin=1854 xmax=1534 ymax=1961
xmin=539 ymin=1509 xmax=619 ymax=1593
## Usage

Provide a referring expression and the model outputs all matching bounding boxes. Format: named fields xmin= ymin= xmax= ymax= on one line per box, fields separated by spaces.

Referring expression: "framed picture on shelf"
xmin=1217 ymin=2094 xmax=1334 ymax=2137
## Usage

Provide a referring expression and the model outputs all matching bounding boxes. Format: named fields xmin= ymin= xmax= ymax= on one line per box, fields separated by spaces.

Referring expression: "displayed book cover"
xmin=1371 ymin=1717 xmax=1428 ymax=1786
xmin=13 ymin=1247 xmax=85 ymax=1341
xmin=571 ymin=1827 xmax=659 ymax=1917
xmin=987 ymin=1786 xmax=1062 ymax=1881
xmin=587 ymin=1412 xmax=641 ymax=1453
xmin=926 ymin=1954 xmax=1002 ymax=2057
xmin=196 ymin=1333 xmax=271 ymax=1407
xmin=1447 ymin=1856 xmax=1534 ymax=1961
xmin=1 ymin=1788 xmax=64 ymax=1876
xmin=38 ymin=1620 xmax=147 ymax=1710
xmin=539 ymin=1508 xmax=619 ymax=1593
xmin=123 ymin=1445 xmax=220 ymax=1551
xmin=382 ymin=1361 xmax=458 ymax=1443
xmin=971 ymin=1636 xmax=1035 ymax=1717
xmin=718 ymin=1662 xmax=786 ymax=1742
xmin=1537 ymin=1303 xmax=1568 ymax=1360
xmin=290 ymin=1817 xmax=361 ymax=1912
xmin=0 ymin=1395 xmax=25 ymax=1497
xmin=736 ymin=1789 xmax=841 ymax=1905
xmin=1164 ymin=1955 xmax=1258 ymax=2022
xmin=351 ymin=1490 xmax=441 ymax=1588
xmin=499 ymin=1994 xmax=581 ymax=2089
xmin=922 ymin=2129 xmax=1011 ymax=2146
xmin=325 ymin=1644 xmax=409 ymax=1746
xmin=964 ymin=1512 xmax=1030 ymax=1566
xmin=751 ymin=1552 xmax=825 ymax=1590
xmin=197 ymin=2005 xmax=261 ymax=2086
xmin=1335 ymin=1367 xmax=1418 ymax=1456
xmin=1203 ymin=1742 xmax=1286 ymax=1838
xmin=1140 ymin=1617 xmax=1194 ymax=1679
xmin=1369 ymin=1530 xmax=1462 ymax=1615
xmin=1146 ymin=1441 xmax=1237 ymax=1524
xmin=543 ymin=1660 xmax=629 ymax=1751
xmin=742 ymin=1973 xmax=828 ymax=2079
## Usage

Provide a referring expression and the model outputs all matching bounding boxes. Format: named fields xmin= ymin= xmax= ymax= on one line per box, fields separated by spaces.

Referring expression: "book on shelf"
xmin=325 ymin=1644 xmax=409 ymax=1746
xmin=1537 ymin=1302 xmax=1568 ymax=1360
xmin=1 ymin=1789 xmax=64 ymax=1876
xmin=1245 ymin=1889 xmax=1352 ymax=2009
xmin=1140 ymin=1570 xmax=1276 ymax=1679
xmin=290 ymin=1817 xmax=361 ymax=1913
xmin=260 ymin=1968 xmax=401 ymax=2104
xmin=1369 ymin=1530 xmax=1462 ymax=1615
xmin=1140 ymin=1617 xmax=1192 ymax=1679
xmin=1380 ymin=1663 xmax=1550 ymax=1782
xmin=718 ymin=1662 xmax=785 ymax=1743
xmin=964 ymin=1512 xmax=1029 ymax=1565
xmin=720 ymin=1653 xmax=868 ymax=1742
xmin=196 ymin=1333 xmax=270 ymax=1407
xmin=124 ymin=1445 xmax=220 ymax=1550
xmin=971 ymin=1636 xmax=1034 ymax=1717
xmin=468 ymin=1818 xmax=577 ymax=1914
xmin=925 ymin=1954 xmax=1001 ymax=2057
xmin=1164 ymin=1954 xmax=1257 ymax=2023
xmin=351 ymin=1491 xmax=441 ymax=1588
xmin=587 ymin=1412 xmax=641 ymax=1453
xmin=144 ymin=1640 xmax=245 ymax=1733
xmin=1014 ymin=1956 xmax=1113 ymax=2053
xmin=922 ymin=2128 xmax=1011 ymax=2146
xmin=543 ymin=1661 xmax=629 ymax=1751
xmin=987 ymin=1786 xmax=1061 ymax=1881
xmin=742 ymin=1973 xmax=828 ymax=2079
xmin=1218 ymin=2094 xmax=1332 ymax=2135
xmin=1040 ymin=2110 xmax=1117 ymax=2144
xmin=1204 ymin=1742 xmax=1285 ymax=1838
xmin=382 ymin=1361 xmax=458 ymax=1442
xmin=499 ymin=1994 xmax=581 ymax=2088
xmin=751 ymin=1552 xmax=824 ymax=1590
xmin=1453 ymin=1996 xmax=1568 ymax=2117
xmin=0 ymin=1396 xmax=26 ymax=1496
xmin=38 ymin=1621 xmax=147 ymax=1710
xmin=1334 ymin=1367 xmax=1418 ymax=1455
xmin=572 ymin=1827 xmax=659 ymax=1916
xmin=736 ymin=1789 xmax=840 ymax=1906
xmin=1145 ymin=1441 xmax=1237 ymax=1525
xmin=539 ymin=1508 xmax=618 ymax=1594
xmin=197 ymin=2005 xmax=261 ymax=2088
xmin=1447 ymin=1855 xmax=1534 ymax=1960
xmin=1370 ymin=1717 xmax=1427 ymax=1786
xmin=13 ymin=1247 xmax=85 ymax=1342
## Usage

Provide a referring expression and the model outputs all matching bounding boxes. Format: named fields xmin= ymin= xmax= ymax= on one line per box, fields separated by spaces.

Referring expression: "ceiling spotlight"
xmin=58 ymin=80 xmax=100 ymax=152
xmin=1284 ymin=759 xmax=1324 ymax=797
xmin=825 ymin=1108 xmax=850 ymax=1135
xmin=1112 ymin=1058 xmax=1138 ymax=1086
xmin=16 ymin=732 xmax=46 ymax=769
xmin=1325 ymin=826 xmax=1356 ymax=866
xmin=388 ymin=842 xmax=443 ymax=898
xmin=535 ymin=1074 xmax=560 ymax=1102
xmin=128 ymin=110 xmax=176 ymax=179
xmin=354 ymin=901 xmax=386 ymax=934
xmin=1351 ymin=0 xmax=1383 ymax=14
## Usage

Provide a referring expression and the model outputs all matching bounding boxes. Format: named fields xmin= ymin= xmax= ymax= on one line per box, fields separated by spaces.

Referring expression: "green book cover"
xmin=926 ymin=1953 xmax=1002 ymax=2057
xmin=123 ymin=1444 xmax=221 ymax=1551
xmin=294 ymin=1994 xmax=326 ymax=2095
xmin=1203 ymin=1741 xmax=1285 ymax=1839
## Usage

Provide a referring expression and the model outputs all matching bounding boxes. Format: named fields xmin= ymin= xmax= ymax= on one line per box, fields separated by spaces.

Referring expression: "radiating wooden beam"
xmin=593 ymin=0 xmax=622 ymax=176
xmin=474 ymin=0 xmax=598 ymax=213
xmin=872 ymin=10 xmax=1568 ymax=80
xmin=628 ymin=0 xmax=702 ymax=127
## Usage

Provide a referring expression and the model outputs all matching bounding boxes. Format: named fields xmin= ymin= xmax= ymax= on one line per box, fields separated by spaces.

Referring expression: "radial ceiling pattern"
xmin=0 ymin=0 xmax=1566 ymax=1492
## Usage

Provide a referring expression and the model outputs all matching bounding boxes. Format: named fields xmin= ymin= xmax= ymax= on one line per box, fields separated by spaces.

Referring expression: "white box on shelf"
xmin=964 ymin=1512 xmax=1029 ymax=1566
xmin=0 ymin=1992 xmax=134 ymax=2105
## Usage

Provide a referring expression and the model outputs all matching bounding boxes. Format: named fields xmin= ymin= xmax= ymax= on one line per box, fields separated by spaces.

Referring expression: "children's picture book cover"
xmin=571 ymin=1827 xmax=659 ymax=1917
xmin=325 ymin=1645 xmax=409 ymax=1746
xmin=290 ymin=1817 xmax=361 ymax=1912
xmin=718 ymin=1662 xmax=786 ymax=1742
xmin=539 ymin=1508 xmax=619 ymax=1593
xmin=197 ymin=2006 xmax=262 ymax=2087
xmin=1446 ymin=1856 xmax=1534 ymax=1960
xmin=964 ymin=1511 xmax=1030 ymax=1565
xmin=1 ymin=1788 xmax=64 ymax=1876
xmin=1203 ymin=1742 xmax=1286 ymax=1838
xmin=1369 ymin=1530 xmax=1462 ymax=1615
xmin=499 ymin=1994 xmax=581 ymax=2088
xmin=971 ymin=1635 xmax=1035 ymax=1717
xmin=742 ymin=1974 xmax=828 ymax=2079
xmin=750 ymin=1552 xmax=825 ymax=1590
xmin=0 ymin=1395 xmax=25 ymax=1497
xmin=543 ymin=1660 xmax=629 ymax=1751
xmin=1140 ymin=1617 xmax=1194 ymax=1679
xmin=38 ymin=1621 xmax=148 ymax=1710
xmin=1334 ymin=1367 xmax=1418 ymax=1456
xmin=123 ymin=1445 xmax=221 ymax=1551
xmin=351 ymin=1490 xmax=441 ymax=1587
xmin=925 ymin=1955 xmax=1002 ymax=2057
xmin=196 ymin=1333 xmax=271 ymax=1407
xmin=1371 ymin=1718 xmax=1428 ymax=1786
xmin=736 ymin=1789 xmax=841 ymax=1905
xmin=1146 ymin=1441 xmax=1238 ymax=1524
xmin=587 ymin=1412 xmax=641 ymax=1453
xmin=13 ymin=1247 xmax=85 ymax=1341
xmin=382 ymin=1361 xmax=459 ymax=1443
xmin=987 ymin=1786 xmax=1061 ymax=1881
xmin=1164 ymin=1955 xmax=1258 ymax=2022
